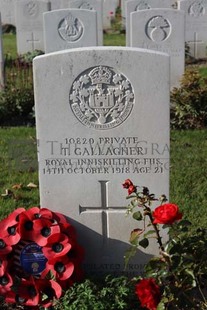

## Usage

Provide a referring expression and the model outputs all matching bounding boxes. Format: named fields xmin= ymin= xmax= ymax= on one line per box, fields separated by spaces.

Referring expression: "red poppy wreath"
xmin=0 ymin=207 xmax=84 ymax=308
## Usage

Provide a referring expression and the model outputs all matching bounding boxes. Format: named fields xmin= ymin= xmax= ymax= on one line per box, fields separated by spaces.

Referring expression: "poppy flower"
xmin=0 ymin=239 xmax=12 ymax=255
xmin=42 ymin=233 xmax=71 ymax=260
xmin=41 ymin=255 xmax=74 ymax=281
xmin=0 ymin=218 xmax=21 ymax=246
xmin=52 ymin=213 xmax=77 ymax=239
xmin=31 ymin=218 xmax=61 ymax=246
xmin=38 ymin=208 xmax=54 ymax=220
xmin=7 ymin=207 xmax=26 ymax=224
xmin=52 ymin=211 xmax=68 ymax=225
xmin=19 ymin=209 xmax=60 ymax=246
xmin=0 ymin=272 xmax=13 ymax=295
xmin=59 ymin=222 xmax=77 ymax=241
xmin=35 ymin=279 xmax=62 ymax=308
xmin=18 ymin=207 xmax=42 ymax=240
xmin=5 ymin=278 xmax=39 ymax=306
xmin=0 ymin=256 xmax=8 ymax=277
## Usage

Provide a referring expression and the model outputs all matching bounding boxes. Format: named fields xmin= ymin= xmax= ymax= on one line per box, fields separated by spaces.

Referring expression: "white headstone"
xmin=34 ymin=46 xmax=170 ymax=277
xmin=103 ymin=0 xmax=119 ymax=30
xmin=67 ymin=0 xmax=103 ymax=45
xmin=0 ymin=13 xmax=4 ymax=90
xmin=15 ymin=0 xmax=51 ymax=54
xmin=130 ymin=9 xmax=185 ymax=88
xmin=126 ymin=0 xmax=176 ymax=45
xmin=61 ymin=0 xmax=70 ymax=8
xmin=0 ymin=0 xmax=15 ymax=25
xmin=178 ymin=0 xmax=207 ymax=59
xmin=50 ymin=0 xmax=62 ymax=10
xmin=43 ymin=9 xmax=98 ymax=53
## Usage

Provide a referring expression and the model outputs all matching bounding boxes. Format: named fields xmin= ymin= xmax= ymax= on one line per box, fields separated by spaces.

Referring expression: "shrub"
xmin=18 ymin=50 xmax=44 ymax=65
xmin=0 ymin=84 xmax=34 ymax=126
xmin=170 ymin=69 xmax=207 ymax=129
xmin=53 ymin=275 xmax=141 ymax=310
xmin=110 ymin=6 xmax=124 ymax=33
xmin=0 ymin=51 xmax=42 ymax=126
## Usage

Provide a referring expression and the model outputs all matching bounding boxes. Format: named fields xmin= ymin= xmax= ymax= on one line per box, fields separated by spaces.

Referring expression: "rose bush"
xmin=123 ymin=179 xmax=207 ymax=310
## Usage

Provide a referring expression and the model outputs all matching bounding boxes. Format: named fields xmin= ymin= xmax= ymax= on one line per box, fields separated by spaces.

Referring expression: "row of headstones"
xmin=125 ymin=0 xmax=207 ymax=60
xmin=0 ymin=0 xmax=119 ymax=32
xmin=1 ymin=0 xmax=207 ymax=61
xmin=42 ymin=6 xmax=185 ymax=87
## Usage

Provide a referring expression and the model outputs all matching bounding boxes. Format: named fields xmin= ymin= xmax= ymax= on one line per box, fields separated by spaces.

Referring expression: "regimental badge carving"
xmin=24 ymin=1 xmax=38 ymax=17
xmin=69 ymin=66 xmax=135 ymax=130
xmin=58 ymin=13 xmax=83 ymax=42
xmin=189 ymin=1 xmax=205 ymax=17
xmin=146 ymin=16 xmax=171 ymax=42
xmin=79 ymin=2 xmax=94 ymax=10
xmin=135 ymin=0 xmax=151 ymax=10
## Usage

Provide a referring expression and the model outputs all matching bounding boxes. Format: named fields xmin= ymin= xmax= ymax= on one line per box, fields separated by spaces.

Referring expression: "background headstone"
xmin=15 ymin=0 xmax=51 ymax=54
xmin=34 ymin=46 xmax=170 ymax=277
xmin=103 ymin=0 xmax=119 ymax=30
xmin=67 ymin=0 xmax=103 ymax=45
xmin=0 ymin=0 xmax=15 ymax=26
xmin=43 ymin=9 xmax=98 ymax=53
xmin=178 ymin=0 xmax=207 ymax=59
xmin=49 ymin=0 xmax=62 ymax=10
xmin=0 ymin=13 xmax=4 ymax=90
xmin=130 ymin=8 xmax=185 ymax=88
xmin=126 ymin=0 xmax=176 ymax=45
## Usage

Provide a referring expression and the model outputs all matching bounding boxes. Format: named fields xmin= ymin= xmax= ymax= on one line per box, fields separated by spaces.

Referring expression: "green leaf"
xmin=157 ymin=301 xmax=166 ymax=310
xmin=124 ymin=246 xmax=137 ymax=268
xmin=178 ymin=220 xmax=192 ymax=231
xmin=184 ymin=269 xmax=197 ymax=287
xmin=144 ymin=230 xmax=155 ymax=238
xmin=126 ymin=195 xmax=137 ymax=199
xmin=129 ymin=229 xmax=143 ymax=245
xmin=133 ymin=211 xmax=143 ymax=221
xmin=139 ymin=238 xmax=149 ymax=249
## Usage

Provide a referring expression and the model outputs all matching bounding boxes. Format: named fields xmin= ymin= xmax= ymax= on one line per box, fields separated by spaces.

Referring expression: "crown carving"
xmin=89 ymin=66 xmax=112 ymax=85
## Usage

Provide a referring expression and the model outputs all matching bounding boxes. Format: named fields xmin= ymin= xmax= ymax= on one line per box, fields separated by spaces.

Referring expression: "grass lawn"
xmin=0 ymin=127 xmax=206 ymax=231
xmin=2 ymin=33 xmax=17 ymax=58
xmin=199 ymin=66 xmax=207 ymax=78
xmin=0 ymin=127 xmax=39 ymax=219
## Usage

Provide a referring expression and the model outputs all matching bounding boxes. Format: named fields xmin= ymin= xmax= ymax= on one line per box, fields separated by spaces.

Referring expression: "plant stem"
xmin=145 ymin=206 xmax=164 ymax=252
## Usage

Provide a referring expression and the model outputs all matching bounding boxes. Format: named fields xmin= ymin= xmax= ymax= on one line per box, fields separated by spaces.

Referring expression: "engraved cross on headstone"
xmin=79 ymin=180 xmax=126 ymax=246
xmin=27 ymin=33 xmax=40 ymax=51
xmin=188 ymin=32 xmax=204 ymax=58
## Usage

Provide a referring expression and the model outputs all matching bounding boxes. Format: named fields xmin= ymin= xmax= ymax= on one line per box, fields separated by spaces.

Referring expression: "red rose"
xmin=135 ymin=278 xmax=161 ymax=310
xmin=122 ymin=179 xmax=133 ymax=189
xmin=122 ymin=179 xmax=136 ymax=195
xmin=128 ymin=184 xmax=137 ymax=195
xmin=153 ymin=203 xmax=182 ymax=225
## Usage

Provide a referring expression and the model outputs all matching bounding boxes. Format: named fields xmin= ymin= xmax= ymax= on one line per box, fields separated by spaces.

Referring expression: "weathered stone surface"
xmin=34 ymin=46 xmax=170 ymax=276
xmin=44 ymin=9 xmax=98 ymax=53
xmin=129 ymin=8 xmax=185 ymax=88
